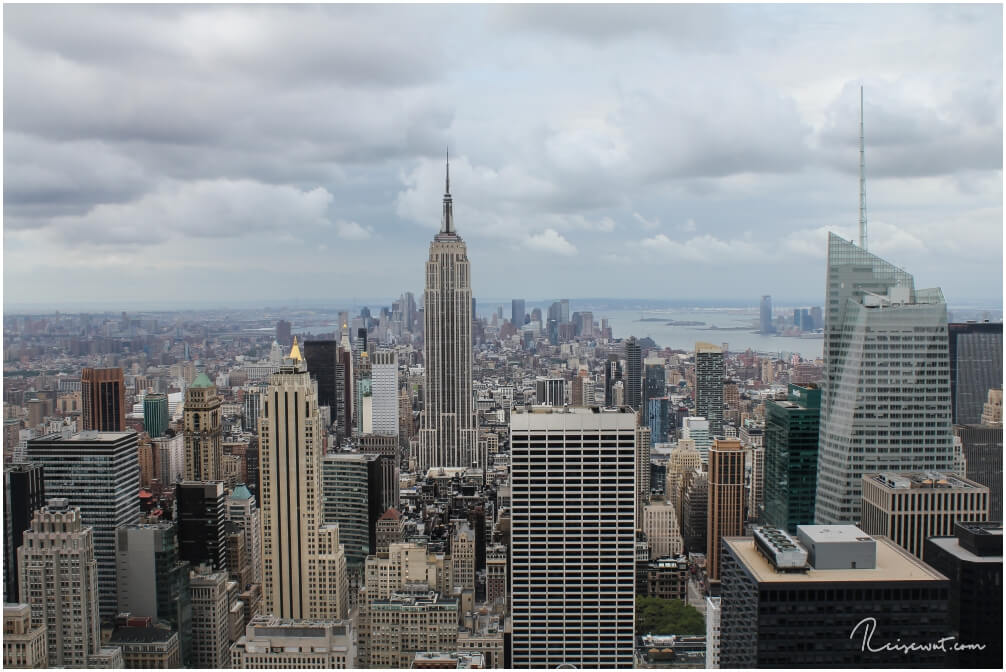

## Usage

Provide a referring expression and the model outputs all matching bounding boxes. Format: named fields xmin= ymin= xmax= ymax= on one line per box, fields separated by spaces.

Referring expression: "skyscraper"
xmin=763 ymin=384 xmax=821 ymax=532
xmin=636 ymin=425 xmax=652 ymax=522
xmin=183 ymin=373 xmax=223 ymax=481
xmin=706 ymin=438 xmax=746 ymax=581
xmin=642 ymin=362 xmax=665 ymax=425
xmin=370 ymin=350 xmax=399 ymax=436
xmin=625 ymin=336 xmax=642 ymax=410
xmin=3 ymin=462 xmax=44 ymax=604
xmin=953 ymin=423 xmax=1003 ymax=519
xmin=604 ymin=355 xmax=623 ymax=407
xmin=510 ymin=407 xmax=636 ymax=668
xmin=511 ymin=299 xmax=525 ymax=327
xmin=176 ymin=481 xmax=227 ymax=571
xmin=143 ymin=393 xmax=169 ymax=438
xmin=81 ymin=367 xmax=125 ymax=432
xmin=759 ymin=295 xmax=774 ymax=334
xmin=694 ymin=343 xmax=724 ymax=436
xmin=948 ymin=322 xmax=1003 ymax=425
xmin=302 ymin=340 xmax=339 ymax=411
xmin=815 ymin=233 xmax=954 ymax=524
xmin=419 ymin=157 xmax=478 ymax=471
xmin=275 ymin=319 xmax=292 ymax=347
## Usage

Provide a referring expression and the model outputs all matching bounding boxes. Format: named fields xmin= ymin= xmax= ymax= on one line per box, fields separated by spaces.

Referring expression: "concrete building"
xmin=510 ymin=407 xmax=636 ymax=668
xmin=763 ymin=384 xmax=821 ymax=532
xmin=183 ymin=373 xmax=223 ymax=481
xmin=682 ymin=468 xmax=708 ymax=556
xmin=26 ymin=430 xmax=140 ymax=618
xmin=816 ymin=233 xmax=954 ymax=525
xmin=485 ymin=544 xmax=507 ymax=608
xmin=227 ymin=484 xmax=262 ymax=587
xmin=3 ymin=462 xmax=45 ymax=603
xmin=358 ymin=588 xmax=458 ymax=669
xmin=720 ymin=525 xmax=951 ymax=667
xmin=371 ymin=350 xmax=399 ymax=436
xmin=981 ymin=387 xmax=1002 ymax=425
xmin=452 ymin=522 xmax=476 ymax=593
xmin=375 ymin=508 xmax=404 ymax=553
xmin=705 ymin=596 xmax=720 ymax=669
xmin=81 ymin=367 xmax=125 ymax=432
xmin=694 ymin=343 xmax=724 ymax=436
xmin=230 ymin=615 xmax=355 ymax=668
xmin=107 ymin=625 xmax=181 ymax=669
xmin=189 ymin=566 xmax=231 ymax=670
xmin=707 ymin=438 xmax=746 ymax=582
xmin=640 ymin=554 xmax=688 ymax=601
xmin=642 ymin=501 xmax=683 ymax=559
xmin=419 ymin=160 xmax=479 ymax=471
xmin=636 ymin=425 xmax=651 ymax=522
xmin=3 ymin=603 xmax=47 ymax=669
xmin=860 ymin=472 xmax=989 ymax=559
xmin=534 ymin=377 xmax=565 ymax=406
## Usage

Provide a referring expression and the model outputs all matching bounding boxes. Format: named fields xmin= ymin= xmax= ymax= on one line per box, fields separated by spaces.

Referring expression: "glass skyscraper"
xmin=763 ymin=383 xmax=820 ymax=532
xmin=815 ymin=233 xmax=954 ymax=524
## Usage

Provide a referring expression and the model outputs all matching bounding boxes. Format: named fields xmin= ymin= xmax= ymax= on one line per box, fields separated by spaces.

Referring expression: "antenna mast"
xmin=859 ymin=85 xmax=867 ymax=250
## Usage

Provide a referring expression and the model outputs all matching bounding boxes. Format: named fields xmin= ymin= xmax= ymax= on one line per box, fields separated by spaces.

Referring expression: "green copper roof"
xmin=190 ymin=372 xmax=213 ymax=389
xmin=231 ymin=484 xmax=252 ymax=500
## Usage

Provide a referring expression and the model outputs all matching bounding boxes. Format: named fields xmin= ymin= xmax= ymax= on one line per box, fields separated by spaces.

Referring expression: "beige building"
xmin=458 ymin=611 xmax=505 ymax=669
xmin=485 ymin=544 xmax=507 ymax=608
xmin=666 ymin=440 xmax=702 ymax=533
xmin=452 ymin=522 xmax=476 ymax=593
xmin=643 ymin=501 xmax=684 ymax=559
xmin=981 ymin=388 xmax=1002 ymax=425
xmin=358 ymin=588 xmax=458 ymax=668
xmin=860 ymin=472 xmax=990 ymax=558
xmin=636 ymin=425 xmax=652 ymax=522
xmin=183 ymin=372 xmax=223 ymax=481
xmin=364 ymin=543 xmax=445 ymax=600
xmin=3 ymin=603 xmax=47 ymax=668
xmin=230 ymin=615 xmax=355 ymax=669
xmin=375 ymin=508 xmax=404 ymax=553
xmin=314 ymin=524 xmax=349 ymax=620
xmin=707 ymin=438 xmax=746 ymax=581
xmin=107 ymin=626 xmax=181 ymax=669
xmin=190 ymin=566 xmax=232 ymax=669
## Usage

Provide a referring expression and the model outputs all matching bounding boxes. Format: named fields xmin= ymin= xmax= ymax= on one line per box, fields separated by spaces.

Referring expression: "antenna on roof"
xmin=859 ymin=84 xmax=868 ymax=251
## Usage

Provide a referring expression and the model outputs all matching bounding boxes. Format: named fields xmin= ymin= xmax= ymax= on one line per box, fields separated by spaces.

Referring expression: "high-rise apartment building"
xmin=371 ymin=350 xmax=399 ymax=435
xmin=860 ymin=472 xmax=989 ymax=559
xmin=706 ymin=437 xmax=746 ymax=581
xmin=510 ymin=407 xmax=636 ymax=668
xmin=3 ymin=603 xmax=48 ymax=669
xmin=763 ymin=384 xmax=821 ymax=531
xmin=759 ymin=295 xmax=774 ymax=334
xmin=419 ymin=159 xmax=478 ymax=471
xmin=816 ymin=233 xmax=954 ymax=525
xmin=694 ymin=343 xmax=724 ymax=436
xmin=511 ymin=299 xmax=526 ymax=327
xmin=183 ymin=373 xmax=223 ymax=481
xmin=625 ymin=336 xmax=642 ymax=410
xmin=81 ymin=367 xmax=125 ymax=432
xmin=143 ymin=393 xmax=169 ymax=438
xmin=176 ymin=481 xmax=227 ymax=571
xmin=230 ymin=615 xmax=356 ymax=669
xmin=953 ymin=423 xmax=1003 ymax=519
xmin=3 ymin=462 xmax=45 ymax=603
xmin=26 ymin=430 xmax=140 ymax=618
xmin=948 ymin=322 xmax=1002 ymax=425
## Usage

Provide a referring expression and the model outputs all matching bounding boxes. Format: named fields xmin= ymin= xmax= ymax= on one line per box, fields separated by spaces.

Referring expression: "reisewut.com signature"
xmin=850 ymin=617 xmax=987 ymax=654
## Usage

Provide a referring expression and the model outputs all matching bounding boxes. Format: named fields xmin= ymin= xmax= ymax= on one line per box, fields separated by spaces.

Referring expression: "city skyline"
xmin=3 ymin=4 xmax=1002 ymax=306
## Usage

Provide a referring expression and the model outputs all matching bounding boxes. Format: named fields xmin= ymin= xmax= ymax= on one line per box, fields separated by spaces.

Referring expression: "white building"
xmin=643 ymin=501 xmax=683 ymax=559
xmin=706 ymin=596 xmax=721 ymax=669
xmin=371 ymin=350 xmax=399 ymax=436
xmin=683 ymin=417 xmax=712 ymax=463
xmin=230 ymin=615 xmax=355 ymax=668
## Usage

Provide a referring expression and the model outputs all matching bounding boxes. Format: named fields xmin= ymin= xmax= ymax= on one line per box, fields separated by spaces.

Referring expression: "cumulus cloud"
xmin=526 ymin=229 xmax=577 ymax=256
xmin=334 ymin=220 xmax=373 ymax=240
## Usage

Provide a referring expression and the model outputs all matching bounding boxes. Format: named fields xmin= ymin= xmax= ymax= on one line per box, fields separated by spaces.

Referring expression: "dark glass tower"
xmin=948 ymin=322 xmax=1003 ymax=425
xmin=624 ymin=337 xmax=642 ymax=410
xmin=763 ymin=384 xmax=821 ymax=532
xmin=3 ymin=462 xmax=45 ymax=602
xmin=302 ymin=340 xmax=339 ymax=410
xmin=175 ymin=481 xmax=227 ymax=572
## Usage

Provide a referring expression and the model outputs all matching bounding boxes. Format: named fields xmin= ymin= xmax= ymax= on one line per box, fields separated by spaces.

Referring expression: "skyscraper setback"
xmin=419 ymin=156 xmax=478 ymax=471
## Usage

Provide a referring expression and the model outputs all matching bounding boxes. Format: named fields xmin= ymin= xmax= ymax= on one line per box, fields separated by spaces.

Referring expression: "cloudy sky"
xmin=4 ymin=4 xmax=1002 ymax=309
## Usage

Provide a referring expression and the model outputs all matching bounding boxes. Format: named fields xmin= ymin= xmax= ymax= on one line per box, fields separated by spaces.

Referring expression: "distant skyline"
xmin=4 ymin=4 xmax=1002 ymax=306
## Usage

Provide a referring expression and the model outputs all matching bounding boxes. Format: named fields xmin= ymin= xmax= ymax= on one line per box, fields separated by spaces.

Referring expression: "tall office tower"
xmin=860 ymin=472 xmax=989 ymax=559
xmin=18 ymin=500 xmax=101 ymax=668
xmin=580 ymin=373 xmax=596 ymax=406
xmin=948 ymin=322 xmax=1003 ymax=424
xmin=924 ymin=521 xmax=1003 ymax=669
xmin=694 ymin=343 xmax=724 ymax=436
xmin=419 ymin=158 xmax=478 ymax=471
xmin=759 ymin=295 xmax=774 ymax=334
xmin=511 ymin=299 xmax=526 ymax=327
xmin=26 ymin=430 xmax=139 ymax=618
xmin=115 ymin=523 xmax=192 ymax=665
xmin=510 ymin=407 xmax=636 ymax=668
xmin=534 ymin=377 xmax=565 ymax=406
xmin=339 ymin=329 xmax=355 ymax=439
xmin=143 ymin=393 xmax=169 ymax=438
xmin=682 ymin=416 xmax=712 ymax=462
xmin=603 ymin=355 xmax=623 ymax=406
xmin=647 ymin=397 xmax=670 ymax=443
xmin=642 ymin=501 xmax=683 ymax=558
xmin=763 ymin=384 xmax=821 ymax=532
xmin=230 ymin=615 xmax=356 ymax=669
xmin=81 ymin=367 xmax=125 ymax=431
xmin=3 ymin=603 xmax=48 ymax=669
xmin=636 ymin=426 xmax=652 ymax=522
xmin=3 ymin=463 xmax=44 ymax=603
xmin=452 ymin=522 xmax=476 ymax=592
xmin=398 ymin=388 xmax=415 ymax=443
xmin=625 ymin=337 xmax=642 ymax=410
xmin=982 ymin=387 xmax=1002 ymax=425
xmin=666 ymin=441 xmax=702 ymax=529
xmin=371 ymin=351 xmax=399 ymax=435
xmin=560 ymin=298 xmax=570 ymax=324
xmin=302 ymin=339 xmax=339 ymax=411
xmin=615 ymin=380 xmax=625 ymax=406
xmin=355 ymin=354 xmax=372 ymax=435
xmin=720 ymin=526 xmax=950 ymax=667
xmin=275 ymin=319 xmax=292 ymax=347
xmin=242 ymin=388 xmax=262 ymax=433
xmin=706 ymin=438 xmax=746 ymax=581
xmin=227 ymin=484 xmax=262 ymax=587
xmin=183 ymin=373 xmax=223 ymax=481
xmin=642 ymin=362 xmax=665 ymax=425
xmin=953 ymin=423 xmax=1003 ymax=518
xmin=259 ymin=342 xmax=344 ymax=619
xmin=683 ymin=468 xmax=708 ymax=555
xmin=188 ymin=566 xmax=231 ymax=670
xmin=816 ymin=233 xmax=954 ymax=525
xmin=176 ymin=481 xmax=227 ymax=571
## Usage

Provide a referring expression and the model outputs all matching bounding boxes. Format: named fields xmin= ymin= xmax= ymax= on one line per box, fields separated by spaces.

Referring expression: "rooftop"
xmin=108 ymin=626 xmax=177 ymax=644
xmin=867 ymin=472 xmax=985 ymax=491
xmin=189 ymin=372 xmax=214 ymax=389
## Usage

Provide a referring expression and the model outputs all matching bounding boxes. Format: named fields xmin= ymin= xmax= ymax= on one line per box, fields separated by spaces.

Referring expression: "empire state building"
xmin=419 ymin=155 xmax=479 ymax=471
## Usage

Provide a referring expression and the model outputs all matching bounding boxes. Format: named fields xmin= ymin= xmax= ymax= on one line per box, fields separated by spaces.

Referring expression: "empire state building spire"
xmin=440 ymin=148 xmax=455 ymax=237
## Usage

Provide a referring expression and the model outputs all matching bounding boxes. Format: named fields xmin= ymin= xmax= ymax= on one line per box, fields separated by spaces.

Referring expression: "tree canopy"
xmin=636 ymin=596 xmax=704 ymax=636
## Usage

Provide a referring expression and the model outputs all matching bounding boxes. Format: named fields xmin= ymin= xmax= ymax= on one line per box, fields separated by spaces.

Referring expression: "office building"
xmin=176 ymin=481 xmax=227 ymax=571
xmin=707 ymin=438 xmax=746 ymax=581
xmin=763 ymin=384 xmax=821 ymax=532
xmin=107 ymin=625 xmax=181 ymax=669
xmin=152 ymin=433 xmax=185 ymax=487
xmin=816 ymin=233 xmax=955 ymax=525
xmin=682 ymin=417 xmax=712 ymax=462
xmin=760 ymin=295 xmax=774 ymax=334
xmin=720 ymin=525 xmax=951 ymax=667
xmin=666 ymin=440 xmax=701 ymax=523
xmin=981 ymin=387 xmax=1002 ymax=425
xmin=302 ymin=339 xmax=339 ymax=411
xmin=3 ymin=603 xmax=47 ymax=669
xmin=3 ymin=462 xmax=45 ymax=603
xmin=17 ymin=500 xmax=101 ymax=667
xmin=647 ymin=397 xmax=670 ymax=443
xmin=639 ymin=554 xmax=688 ymax=601
xmin=419 ymin=159 xmax=479 ymax=471
xmin=924 ymin=521 xmax=1002 ymax=668
xmin=371 ymin=350 xmax=399 ymax=435
xmin=510 ymin=407 xmax=636 ymax=668
xmin=534 ymin=377 xmax=565 ymax=406
xmin=642 ymin=362 xmax=665 ymax=424
xmin=376 ymin=508 xmax=404 ymax=553
xmin=189 ymin=566 xmax=232 ymax=670
xmin=276 ymin=320 xmax=292 ymax=347
xmin=625 ymin=337 xmax=642 ymax=410
xmin=642 ymin=501 xmax=683 ymax=559
xmin=694 ymin=343 xmax=724 ymax=436
xmin=81 ymin=367 xmax=125 ymax=432
xmin=227 ymin=484 xmax=263 ymax=587
xmin=26 ymin=430 xmax=139 ymax=618
xmin=948 ymin=322 xmax=1002 ymax=424
xmin=230 ymin=615 xmax=356 ymax=669
xmin=511 ymin=299 xmax=525 ymax=327
xmin=636 ymin=425 xmax=651 ymax=521
xmin=452 ymin=522 xmax=476 ymax=592
xmin=115 ymin=523 xmax=192 ymax=665
xmin=183 ymin=373 xmax=223 ymax=481
xmin=953 ymin=423 xmax=1003 ymax=518
xmin=860 ymin=472 xmax=989 ymax=559
xmin=358 ymin=588 xmax=458 ymax=669
xmin=143 ymin=393 xmax=169 ymax=438
xmin=603 ymin=355 xmax=623 ymax=407
xmin=705 ymin=596 xmax=721 ymax=670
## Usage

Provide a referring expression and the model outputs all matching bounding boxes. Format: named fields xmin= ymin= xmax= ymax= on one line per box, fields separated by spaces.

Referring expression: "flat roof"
xmin=32 ymin=431 xmax=136 ymax=443
xmin=927 ymin=536 xmax=1003 ymax=564
xmin=723 ymin=536 xmax=947 ymax=583
xmin=798 ymin=524 xmax=873 ymax=544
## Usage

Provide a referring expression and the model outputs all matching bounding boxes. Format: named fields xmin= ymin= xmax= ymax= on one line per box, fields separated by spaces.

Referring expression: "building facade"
xmin=3 ymin=603 xmax=47 ymax=669
xmin=763 ymin=384 xmax=821 ymax=532
xmin=948 ymin=322 xmax=1003 ymax=425
xmin=81 ymin=367 xmax=125 ymax=432
xmin=3 ymin=462 xmax=45 ymax=603
xmin=176 ymin=481 xmax=227 ymax=571
xmin=706 ymin=438 xmax=746 ymax=581
xmin=183 ymin=373 xmax=223 ymax=481
xmin=230 ymin=615 xmax=355 ymax=669
xmin=694 ymin=343 xmax=724 ymax=436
